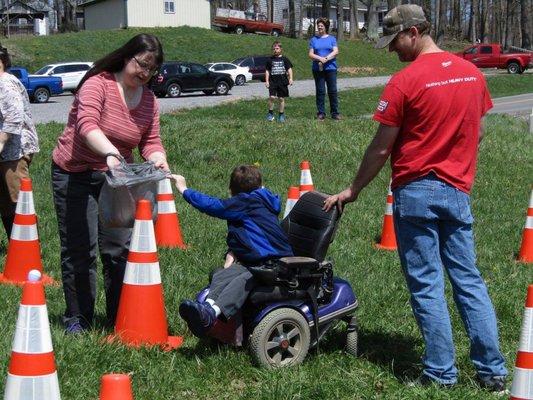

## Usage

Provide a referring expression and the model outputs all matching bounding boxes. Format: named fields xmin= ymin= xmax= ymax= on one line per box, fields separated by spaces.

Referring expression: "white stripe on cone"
xmin=300 ymin=170 xmax=313 ymax=185
xmin=157 ymin=200 xmax=177 ymax=214
xmin=283 ymin=199 xmax=298 ymax=218
xmin=15 ymin=192 xmax=35 ymax=216
xmin=157 ymin=178 xmax=172 ymax=194
xmin=510 ymin=367 xmax=533 ymax=399
xmin=129 ymin=221 xmax=156 ymax=253
xmin=4 ymin=372 xmax=61 ymax=400
xmin=519 ymin=308 xmax=533 ymax=352
xmin=123 ymin=262 xmax=162 ymax=285
xmin=526 ymin=216 xmax=533 ymax=230
xmin=11 ymin=224 xmax=38 ymax=241
xmin=12 ymin=305 xmax=52 ymax=354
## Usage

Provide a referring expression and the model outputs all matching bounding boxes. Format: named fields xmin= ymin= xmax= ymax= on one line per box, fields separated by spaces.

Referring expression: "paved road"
xmin=489 ymin=93 xmax=533 ymax=115
xmin=31 ymin=71 xmax=532 ymax=124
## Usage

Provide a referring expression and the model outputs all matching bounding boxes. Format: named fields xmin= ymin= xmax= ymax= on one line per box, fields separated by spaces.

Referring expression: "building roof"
xmin=0 ymin=0 xmax=53 ymax=13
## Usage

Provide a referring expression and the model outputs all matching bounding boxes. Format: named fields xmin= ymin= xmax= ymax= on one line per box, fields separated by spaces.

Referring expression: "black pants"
xmin=51 ymin=163 xmax=131 ymax=328
xmin=208 ymin=263 xmax=257 ymax=319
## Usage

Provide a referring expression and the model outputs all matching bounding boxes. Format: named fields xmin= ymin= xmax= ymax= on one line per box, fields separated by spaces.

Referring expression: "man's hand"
xmin=149 ymin=153 xmax=170 ymax=172
xmin=170 ymin=174 xmax=188 ymax=194
xmin=323 ymin=187 xmax=358 ymax=213
xmin=265 ymin=81 xmax=270 ymax=88
xmin=106 ymin=153 xmax=122 ymax=170
xmin=288 ymin=78 xmax=293 ymax=85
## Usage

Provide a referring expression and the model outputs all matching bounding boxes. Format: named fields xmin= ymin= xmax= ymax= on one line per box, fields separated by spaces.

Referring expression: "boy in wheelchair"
xmin=171 ymin=165 xmax=293 ymax=338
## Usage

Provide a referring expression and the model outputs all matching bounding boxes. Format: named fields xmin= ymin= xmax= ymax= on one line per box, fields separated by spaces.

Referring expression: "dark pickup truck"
xmin=9 ymin=67 xmax=63 ymax=103
xmin=455 ymin=44 xmax=533 ymax=74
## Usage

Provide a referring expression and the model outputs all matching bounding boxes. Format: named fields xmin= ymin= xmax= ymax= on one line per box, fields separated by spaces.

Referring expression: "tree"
xmin=288 ymin=0 xmax=296 ymax=37
xmin=366 ymin=0 xmax=379 ymax=40
xmin=349 ymin=0 xmax=359 ymax=38
xmin=520 ymin=0 xmax=532 ymax=48
xmin=322 ymin=0 xmax=331 ymax=17
xmin=337 ymin=0 xmax=344 ymax=41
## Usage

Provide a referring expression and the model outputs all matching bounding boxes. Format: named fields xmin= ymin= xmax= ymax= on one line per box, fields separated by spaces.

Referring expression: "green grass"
xmin=486 ymin=74 xmax=533 ymax=98
xmin=3 ymin=26 xmax=405 ymax=79
xmin=0 ymin=88 xmax=531 ymax=399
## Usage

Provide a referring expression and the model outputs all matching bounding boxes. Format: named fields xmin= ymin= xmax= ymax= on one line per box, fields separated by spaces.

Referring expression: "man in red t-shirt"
xmin=324 ymin=4 xmax=507 ymax=392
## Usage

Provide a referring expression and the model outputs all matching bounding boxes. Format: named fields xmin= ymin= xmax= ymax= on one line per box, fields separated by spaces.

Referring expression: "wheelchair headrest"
xmin=281 ymin=191 xmax=340 ymax=262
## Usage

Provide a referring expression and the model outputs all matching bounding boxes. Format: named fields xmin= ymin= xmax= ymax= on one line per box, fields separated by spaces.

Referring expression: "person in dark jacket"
xmin=171 ymin=165 xmax=293 ymax=338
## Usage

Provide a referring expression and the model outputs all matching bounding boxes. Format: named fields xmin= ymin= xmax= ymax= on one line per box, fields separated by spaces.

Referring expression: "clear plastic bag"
xmin=98 ymin=159 xmax=168 ymax=228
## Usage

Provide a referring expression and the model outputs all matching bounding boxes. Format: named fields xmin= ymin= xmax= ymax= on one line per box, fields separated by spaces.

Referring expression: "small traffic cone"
xmin=518 ymin=189 xmax=533 ymax=263
xmin=509 ymin=285 xmax=533 ymax=400
xmin=299 ymin=161 xmax=314 ymax=197
xmin=3 ymin=270 xmax=61 ymax=400
xmin=154 ymin=178 xmax=187 ymax=249
xmin=375 ymin=183 xmax=397 ymax=251
xmin=99 ymin=374 xmax=134 ymax=400
xmin=283 ymin=186 xmax=300 ymax=218
xmin=0 ymin=178 xmax=55 ymax=285
xmin=112 ymin=199 xmax=183 ymax=350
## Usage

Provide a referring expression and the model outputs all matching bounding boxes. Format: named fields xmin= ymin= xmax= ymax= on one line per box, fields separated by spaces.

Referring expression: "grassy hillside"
xmin=0 ymin=88 xmax=531 ymax=399
xmin=2 ymin=26 xmax=405 ymax=78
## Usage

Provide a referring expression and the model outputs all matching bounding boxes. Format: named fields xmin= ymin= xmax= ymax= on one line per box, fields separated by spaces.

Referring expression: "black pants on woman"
xmin=51 ymin=162 xmax=131 ymax=328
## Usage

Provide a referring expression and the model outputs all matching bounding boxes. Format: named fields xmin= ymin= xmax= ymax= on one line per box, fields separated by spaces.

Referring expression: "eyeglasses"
xmin=132 ymin=56 xmax=159 ymax=76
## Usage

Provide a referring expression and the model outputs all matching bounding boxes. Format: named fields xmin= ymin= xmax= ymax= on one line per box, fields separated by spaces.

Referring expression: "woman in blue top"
xmin=308 ymin=17 xmax=340 ymax=120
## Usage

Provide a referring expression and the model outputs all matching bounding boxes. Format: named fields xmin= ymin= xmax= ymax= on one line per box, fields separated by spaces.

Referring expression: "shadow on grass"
xmin=359 ymin=327 xmax=422 ymax=380
xmin=49 ymin=312 xmax=114 ymax=333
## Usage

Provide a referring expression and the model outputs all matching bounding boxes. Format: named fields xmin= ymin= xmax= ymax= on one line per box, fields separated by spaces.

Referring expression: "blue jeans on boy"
xmin=392 ymin=173 xmax=507 ymax=385
xmin=312 ymin=70 xmax=338 ymax=117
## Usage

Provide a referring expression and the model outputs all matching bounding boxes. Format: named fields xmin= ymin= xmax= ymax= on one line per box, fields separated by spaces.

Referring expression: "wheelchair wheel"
xmin=249 ymin=308 xmax=310 ymax=368
xmin=345 ymin=315 xmax=358 ymax=356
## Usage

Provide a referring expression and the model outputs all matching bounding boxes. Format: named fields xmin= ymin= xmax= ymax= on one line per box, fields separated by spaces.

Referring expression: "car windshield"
xmin=232 ymin=58 xmax=245 ymax=65
xmin=205 ymin=63 xmax=214 ymax=68
xmin=34 ymin=65 xmax=52 ymax=75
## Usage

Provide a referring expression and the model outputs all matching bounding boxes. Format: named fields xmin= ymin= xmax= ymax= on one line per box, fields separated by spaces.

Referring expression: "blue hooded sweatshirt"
xmin=182 ymin=187 xmax=294 ymax=264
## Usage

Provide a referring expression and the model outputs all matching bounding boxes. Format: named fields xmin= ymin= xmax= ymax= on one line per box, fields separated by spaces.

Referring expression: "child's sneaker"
xmin=179 ymin=300 xmax=217 ymax=338
xmin=266 ymin=113 xmax=275 ymax=121
xmin=278 ymin=114 xmax=286 ymax=123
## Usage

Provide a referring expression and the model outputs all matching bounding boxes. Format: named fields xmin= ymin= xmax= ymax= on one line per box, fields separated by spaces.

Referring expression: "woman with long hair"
xmin=51 ymin=33 xmax=169 ymax=334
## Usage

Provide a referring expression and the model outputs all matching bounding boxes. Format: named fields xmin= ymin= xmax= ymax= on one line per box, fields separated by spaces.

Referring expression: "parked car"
xmin=8 ymin=67 xmax=63 ymax=103
xmin=232 ymin=55 xmax=270 ymax=81
xmin=33 ymin=62 xmax=93 ymax=92
xmin=455 ymin=44 xmax=532 ymax=74
xmin=149 ymin=62 xmax=234 ymax=98
xmin=205 ymin=62 xmax=252 ymax=86
xmin=213 ymin=7 xmax=284 ymax=36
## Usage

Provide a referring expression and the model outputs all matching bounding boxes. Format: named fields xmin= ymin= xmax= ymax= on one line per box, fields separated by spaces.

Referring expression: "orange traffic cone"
xmin=509 ymin=285 xmax=533 ymax=400
xmin=99 ymin=374 xmax=134 ymax=400
xmin=299 ymin=160 xmax=314 ymax=197
xmin=375 ymin=183 xmax=397 ymax=251
xmin=112 ymin=199 xmax=183 ymax=350
xmin=283 ymin=186 xmax=300 ymax=218
xmin=155 ymin=178 xmax=187 ymax=249
xmin=518 ymin=189 xmax=533 ymax=263
xmin=3 ymin=270 xmax=61 ymax=400
xmin=0 ymin=178 xmax=55 ymax=285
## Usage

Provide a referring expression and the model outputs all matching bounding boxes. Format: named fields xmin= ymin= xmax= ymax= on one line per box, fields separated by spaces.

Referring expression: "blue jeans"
xmin=312 ymin=70 xmax=338 ymax=117
xmin=392 ymin=174 xmax=507 ymax=384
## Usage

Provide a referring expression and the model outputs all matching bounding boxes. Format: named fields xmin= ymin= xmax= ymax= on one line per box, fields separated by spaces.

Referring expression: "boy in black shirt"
xmin=265 ymin=41 xmax=293 ymax=122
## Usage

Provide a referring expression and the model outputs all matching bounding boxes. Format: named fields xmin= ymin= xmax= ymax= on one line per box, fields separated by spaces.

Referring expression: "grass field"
xmin=0 ymin=85 xmax=531 ymax=399
xmin=1 ymin=26 xmax=401 ymax=79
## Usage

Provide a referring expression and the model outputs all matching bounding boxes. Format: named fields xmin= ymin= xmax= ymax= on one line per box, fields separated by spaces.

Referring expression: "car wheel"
xmin=235 ymin=75 xmax=246 ymax=86
xmin=203 ymin=90 xmax=214 ymax=95
xmin=215 ymin=81 xmax=230 ymax=95
xmin=507 ymin=62 xmax=521 ymax=74
xmin=271 ymin=29 xmax=281 ymax=37
xmin=250 ymin=308 xmax=310 ymax=368
xmin=235 ymin=25 xmax=244 ymax=35
xmin=167 ymin=83 xmax=181 ymax=98
xmin=33 ymin=87 xmax=50 ymax=103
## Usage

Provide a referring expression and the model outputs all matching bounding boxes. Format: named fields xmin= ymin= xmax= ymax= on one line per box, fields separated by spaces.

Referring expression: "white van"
xmin=34 ymin=62 xmax=93 ymax=93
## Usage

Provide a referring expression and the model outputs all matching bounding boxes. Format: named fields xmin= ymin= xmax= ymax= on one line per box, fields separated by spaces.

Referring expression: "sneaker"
xmin=266 ymin=113 xmax=275 ymax=121
xmin=477 ymin=375 xmax=507 ymax=394
xmin=65 ymin=320 xmax=85 ymax=335
xmin=278 ymin=114 xmax=286 ymax=123
xmin=317 ymin=113 xmax=326 ymax=121
xmin=407 ymin=374 xmax=456 ymax=389
xmin=332 ymin=114 xmax=342 ymax=121
xmin=179 ymin=300 xmax=216 ymax=338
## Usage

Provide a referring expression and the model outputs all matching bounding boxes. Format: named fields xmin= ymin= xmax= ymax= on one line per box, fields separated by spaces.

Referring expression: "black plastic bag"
xmin=98 ymin=159 xmax=168 ymax=228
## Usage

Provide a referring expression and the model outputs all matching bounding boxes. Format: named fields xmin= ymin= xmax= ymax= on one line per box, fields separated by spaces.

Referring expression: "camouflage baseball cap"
xmin=375 ymin=4 xmax=427 ymax=49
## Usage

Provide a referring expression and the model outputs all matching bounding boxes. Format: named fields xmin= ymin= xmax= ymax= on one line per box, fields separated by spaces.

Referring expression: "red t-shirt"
xmin=373 ymin=51 xmax=493 ymax=193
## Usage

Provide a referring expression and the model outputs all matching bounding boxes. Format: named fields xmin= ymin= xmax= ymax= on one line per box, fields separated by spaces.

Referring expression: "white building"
xmin=82 ymin=0 xmax=210 ymax=31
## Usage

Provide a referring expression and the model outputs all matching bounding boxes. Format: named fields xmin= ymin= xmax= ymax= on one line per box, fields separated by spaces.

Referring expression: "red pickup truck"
xmin=455 ymin=44 xmax=532 ymax=74
xmin=213 ymin=8 xmax=284 ymax=37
